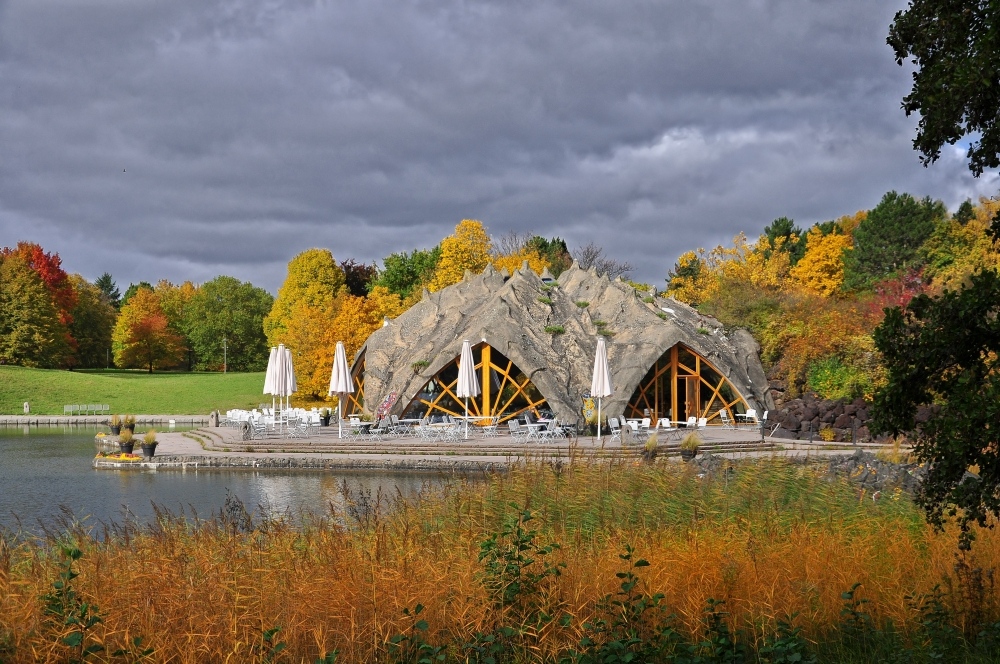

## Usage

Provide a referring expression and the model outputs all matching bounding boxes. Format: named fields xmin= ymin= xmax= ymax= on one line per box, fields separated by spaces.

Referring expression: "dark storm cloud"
xmin=0 ymin=0 xmax=994 ymax=291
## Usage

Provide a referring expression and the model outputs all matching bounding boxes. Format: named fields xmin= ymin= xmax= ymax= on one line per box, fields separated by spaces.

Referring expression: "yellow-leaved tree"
xmin=491 ymin=248 xmax=550 ymax=276
xmin=264 ymin=249 xmax=346 ymax=347
xmin=789 ymin=227 xmax=854 ymax=296
xmin=920 ymin=197 xmax=1000 ymax=291
xmin=666 ymin=250 xmax=715 ymax=305
xmin=112 ymin=288 xmax=186 ymax=372
xmin=428 ymin=220 xmax=492 ymax=291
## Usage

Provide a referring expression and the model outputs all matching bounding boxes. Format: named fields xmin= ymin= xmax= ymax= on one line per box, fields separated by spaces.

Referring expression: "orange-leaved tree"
xmin=428 ymin=220 xmax=492 ymax=291
xmin=491 ymin=248 xmax=550 ymax=276
xmin=112 ymin=287 xmax=186 ymax=372
xmin=283 ymin=287 xmax=408 ymax=400
xmin=264 ymin=249 xmax=346 ymax=347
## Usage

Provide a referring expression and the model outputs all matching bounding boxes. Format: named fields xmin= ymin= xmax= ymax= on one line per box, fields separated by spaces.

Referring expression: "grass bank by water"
xmin=0 ymin=366 xmax=266 ymax=415
xmin=1 ymin=458 xmax=999 ymax=662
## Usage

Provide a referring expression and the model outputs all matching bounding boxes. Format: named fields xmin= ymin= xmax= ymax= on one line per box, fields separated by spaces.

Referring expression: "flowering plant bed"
xmin=95 ymin=452 xmax=143 ymax=462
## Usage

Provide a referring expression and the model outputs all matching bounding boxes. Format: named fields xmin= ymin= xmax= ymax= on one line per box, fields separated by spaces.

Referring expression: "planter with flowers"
xmin=679 ymin=432 xmax=701 ymax=462
xmin=118 ymin=429 xmax=135 ymax=455
xmin=141 ymin=429 xmax=158 ymax=459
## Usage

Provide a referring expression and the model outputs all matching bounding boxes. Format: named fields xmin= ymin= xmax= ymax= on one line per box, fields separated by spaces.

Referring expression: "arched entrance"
xmin=625 ymin=344 xmax=748 ymax=424
xmin=401 ymin=343 xmax=547 ymax=422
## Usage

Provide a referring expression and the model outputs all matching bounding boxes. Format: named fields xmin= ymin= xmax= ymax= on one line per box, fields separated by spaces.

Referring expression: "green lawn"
xmin=0 ymin=366 xmax=268 ymax=415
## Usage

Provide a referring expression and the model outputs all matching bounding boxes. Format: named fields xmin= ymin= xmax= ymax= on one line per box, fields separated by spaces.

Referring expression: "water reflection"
xmin=0 ymin=427 xmax=463 ymax=534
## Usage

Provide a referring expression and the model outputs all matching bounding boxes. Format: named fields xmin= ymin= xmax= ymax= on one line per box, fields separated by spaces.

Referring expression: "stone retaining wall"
xmin=0 ymin=415 xmax=209 ymax=426
xmin=93 ymin=454 xmax=507 ymax=473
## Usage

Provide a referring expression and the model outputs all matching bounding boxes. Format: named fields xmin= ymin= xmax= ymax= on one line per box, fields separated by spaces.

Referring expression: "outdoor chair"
xmin=539 ymin=419 xmax=565 ymax=441
xmin=719 ymin=410 xmax=736 ymax=430
xmin=507 ymin=421 xmax=530 ymax=443
xmin=608 ymin=417 xmax=622 ymax=444
xmin=480 ymin=415 xmax=500 ymax=439
xmin=737 ymin=409 xmax=758 ymax=430
xmin=368 ymin=419 xmax=390 ymax=441
xmin=287 ymin=418 xmax=310 ymax=439
xmin=697 ymin=417 xmax=708 ymax=428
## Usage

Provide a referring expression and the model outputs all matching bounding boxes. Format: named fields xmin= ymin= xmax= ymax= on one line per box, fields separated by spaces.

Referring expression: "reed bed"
xmin=1 ymin=456 xmax=998 ymax=662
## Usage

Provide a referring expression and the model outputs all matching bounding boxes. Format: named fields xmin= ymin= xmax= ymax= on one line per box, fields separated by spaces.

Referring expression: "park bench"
xmin=63 ymin=404 xmax=110 ymax=416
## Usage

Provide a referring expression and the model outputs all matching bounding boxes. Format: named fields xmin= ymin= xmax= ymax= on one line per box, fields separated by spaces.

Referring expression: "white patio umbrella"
xmin=263 ymin=346 xmax=279 ymax=416
xmin=328 ymin=341 xmax=354 ymax=439
xmin=456 ymin=340 xmax=481 ymax=440
xmin=284 ymin=345 xmax=297 ymax=400
xmin=590 ymin=337 xmax=613 ymax=443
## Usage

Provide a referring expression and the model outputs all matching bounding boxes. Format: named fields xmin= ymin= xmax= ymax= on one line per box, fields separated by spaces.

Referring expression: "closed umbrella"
xmin=456 ymin=340 xmax=480 ymax=440
xmin=590 ymin=338 xmax=613 ymax=443
xmin=328 ymin=341 xmax=354 ymax=439
xmin=263 ymin=346 xmax=278 ymax=418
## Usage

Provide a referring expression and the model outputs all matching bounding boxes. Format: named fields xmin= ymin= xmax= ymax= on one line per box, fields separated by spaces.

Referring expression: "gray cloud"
xmin=1 ymin=0 xmax=995 ymax=292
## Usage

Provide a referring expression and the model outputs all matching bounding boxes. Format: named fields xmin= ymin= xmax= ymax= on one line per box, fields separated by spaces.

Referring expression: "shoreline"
xmin=3 ymin=414 xmax=209 ymax=425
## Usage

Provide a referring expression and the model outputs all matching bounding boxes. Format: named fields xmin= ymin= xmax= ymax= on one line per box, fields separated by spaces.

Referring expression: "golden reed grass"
xmin=0 ymin=456 xmax=998 ymax=662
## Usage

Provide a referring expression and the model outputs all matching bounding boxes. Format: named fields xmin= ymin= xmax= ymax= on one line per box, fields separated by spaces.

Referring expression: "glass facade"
xmin=625 ymin=343 xmax=748 ymax=424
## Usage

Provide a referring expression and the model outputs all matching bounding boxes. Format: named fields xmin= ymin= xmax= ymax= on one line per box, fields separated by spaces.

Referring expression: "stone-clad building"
xmin=346 ymin=262 xmax=772 ymax=425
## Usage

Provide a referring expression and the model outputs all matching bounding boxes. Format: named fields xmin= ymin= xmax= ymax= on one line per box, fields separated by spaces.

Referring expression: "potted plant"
xmin=320 ymin=408 xmax=332 ymax=427
xmin=642 ymin=433 xmax=658 ymax=462
xmin=123 ymin=414 xmax=136 ymax=433
xmin=118 ymin=429 xmax=135 ymax=455
xmin=109 ymin=414 xmax=122 ymax=436
xmin=679 ymin=433 xmax=700 ymax=461
xmin=141 ymin=429 xmax=158 ymax=459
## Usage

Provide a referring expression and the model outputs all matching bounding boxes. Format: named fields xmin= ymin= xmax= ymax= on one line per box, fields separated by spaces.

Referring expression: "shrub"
xmin=575 ymin=301 xmax=590 ymax=308
xmin=537 ymin=296 xmax=553 ymax=305
xmin=544 ymin=325 xmax=565 ymax=334
xmin=807 ymin=356 xmax=874 ymax=401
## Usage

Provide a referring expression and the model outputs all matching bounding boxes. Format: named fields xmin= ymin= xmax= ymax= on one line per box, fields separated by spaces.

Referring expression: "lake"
xmin=0 ymin=426 xmax=459 ymax=534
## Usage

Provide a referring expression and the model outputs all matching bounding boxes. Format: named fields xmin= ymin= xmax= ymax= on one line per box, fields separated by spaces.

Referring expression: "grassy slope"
xmin=0 ymin=366 xmax=267 ymax=415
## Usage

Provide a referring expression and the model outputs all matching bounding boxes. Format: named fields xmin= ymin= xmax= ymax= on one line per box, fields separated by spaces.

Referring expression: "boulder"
xmin=834 ymin=413 xmax=853 ymax=429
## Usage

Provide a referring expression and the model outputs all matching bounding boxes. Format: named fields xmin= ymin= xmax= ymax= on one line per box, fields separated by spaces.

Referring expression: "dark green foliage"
xmin=94 ymin=272 xmax=121 ymax=309
xmin=478 ymin=508 xmax=564 ymax=614
xmin=565 ymin=545 xmax=686 ymax=664
xmin=527 ymin=236 xmax=572 ymax=277
xmin=339 ymin=259 xmax=377 ymax=297
xmin=575 ymin=301 xmax=589 ymax=308
xmin=888 ymin=1 xmax=1000 ymax=176
xmin=872 ymin=269 xmax=1000 ymax=549
xmin=545 ymin=325 xmax=565 ymax=334
xmin=371 ymin=246 xmax=442 ymax=299
xmin=68 ymin=277 xmax=116 ymax=369
xmin=758 ymin=616 xmax=816 ymax=664
xmin=537 ymin=296 xmax=553 ymax=305
xmin=388 ymin=605 xmax=447 ymax=664
xmin=256 ymin=626 xmax=287 ymax=664
xmin=955 ymin=199 xmax=976 ymax=226
xmin=764 ymin=217 xmax=806 ymax=265
xmin=184 ymin=276 xmax=273 ymax=371
xmin=42 ymin=546 xmax=105 ymax=663
xmin=120 ymin=282 xmax=153 ymax=307
xmin=843 ymin=191 xmax=945 ymax=291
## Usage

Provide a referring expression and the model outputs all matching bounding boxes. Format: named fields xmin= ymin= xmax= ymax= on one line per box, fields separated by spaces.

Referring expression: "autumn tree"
xmin=121 ymin=282 xmax=154 ymax=307
xmin=264 ymin=249 xmax=346 ymax=347
xmin=68 ymin=275 xmax=116 ymax=368
xmin=371 ymin=246 xmax=441 ymax=299
xmin=429 ymin=220 xmax=492 ymax=291
xmin=789 ymin=225 xmax=854 ymax=296
xmin=842 ymin=191 xmax=945 ymax=290
xmin=156 ymin=280 xmax=198 ymax=369
xmin=919 ymin=198 xmax=1000 ymax=292
xmin=0 ymin=254 xmax=72 ymax=367
xmin=185 ymin=276 xmax=273 ymax=371
xmin=112 ymin=288 xmax=185 ymax=372
xmin=666 ymin=250 xmax=715 ymax=305
xmin=528 ymin=236 xmax=572 ymax=276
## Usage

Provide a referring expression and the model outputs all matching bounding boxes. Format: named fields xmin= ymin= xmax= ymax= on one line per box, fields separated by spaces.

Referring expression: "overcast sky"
xmin=1 ymin=0 xmax=996 ymax=293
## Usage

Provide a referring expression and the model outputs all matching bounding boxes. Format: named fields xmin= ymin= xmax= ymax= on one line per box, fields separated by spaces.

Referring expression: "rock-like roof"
xmin=353 ymin=262 xmax=772 ymax=421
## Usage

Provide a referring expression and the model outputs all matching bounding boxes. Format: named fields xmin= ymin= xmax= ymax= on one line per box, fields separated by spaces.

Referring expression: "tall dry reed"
xmin=0 ymin=456 xmax=997 ymax=662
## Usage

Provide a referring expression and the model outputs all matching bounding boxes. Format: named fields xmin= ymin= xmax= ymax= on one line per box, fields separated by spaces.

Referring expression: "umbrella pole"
xmin=597 ymin=397 xmax=602 ymax=443
xmin=338 ymin=398 xmax=342 ymax=439
xmin=465 ymin=397 xmax=469 ymax=440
